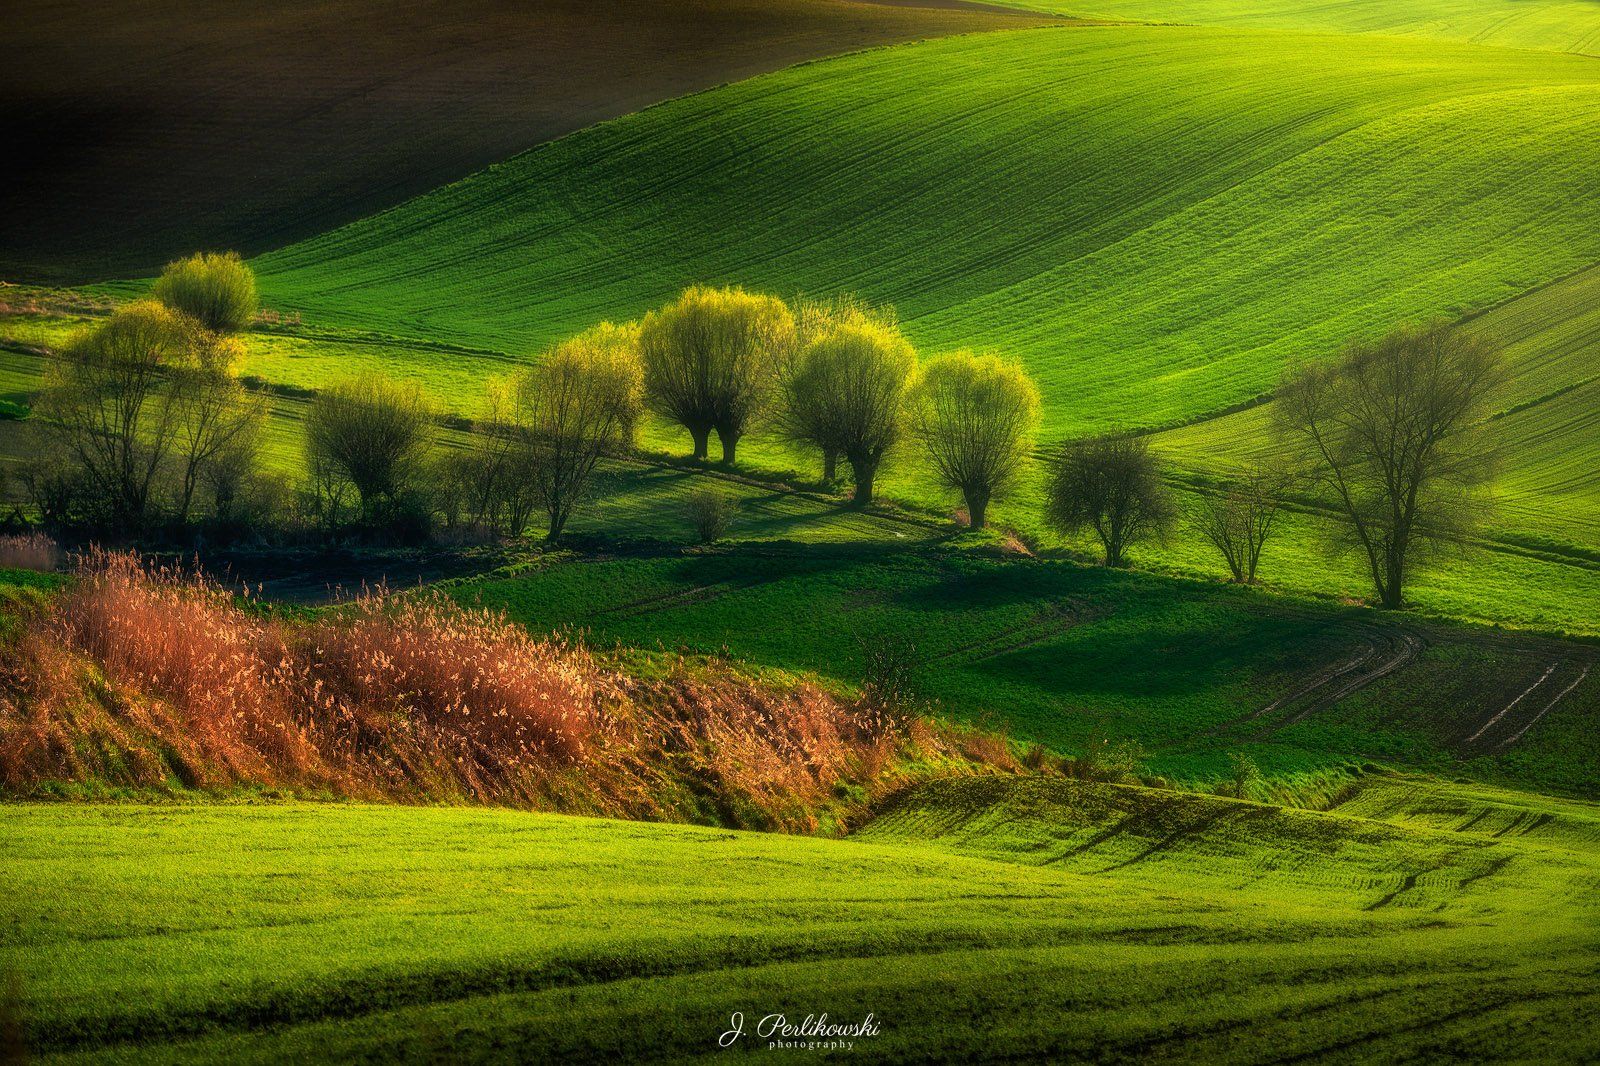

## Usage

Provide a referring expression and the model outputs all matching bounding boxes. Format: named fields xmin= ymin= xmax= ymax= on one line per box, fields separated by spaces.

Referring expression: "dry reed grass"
xmin=0 ymin=551 xmax=1025 ymax=829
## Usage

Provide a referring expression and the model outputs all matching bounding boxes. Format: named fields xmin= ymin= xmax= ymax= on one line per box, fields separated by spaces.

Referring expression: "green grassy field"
xmin=217 ymin=23 xmax=1600 ymax=632
xmin=456 ymin=545 xmax=1600 ymax=796
xmin=249 ymin=26 xmax=1600 ymax=437
xmin=6 ymin=773 xmax=1599 ymax=1062
xmin=997 ymin=0 xmax=1600 ymax=52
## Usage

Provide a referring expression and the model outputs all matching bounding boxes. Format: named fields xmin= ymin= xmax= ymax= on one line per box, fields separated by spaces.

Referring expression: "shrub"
xmin=685 ymin=488 xmax=735 ymax=543
xmin=152 ymin=251 xmax=259 ymax=334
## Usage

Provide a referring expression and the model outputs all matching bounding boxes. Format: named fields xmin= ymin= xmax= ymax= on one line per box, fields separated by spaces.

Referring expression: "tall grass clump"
xmin=0 ymin=534 xmax=61 ymax=573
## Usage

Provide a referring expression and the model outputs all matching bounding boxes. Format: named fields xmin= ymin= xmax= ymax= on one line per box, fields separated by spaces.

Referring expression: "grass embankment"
xmin=5 ymin=772 xmax=1599 ymax=1061
xmin=458 ymin=545 xmax=1600 ymax=796
xmin=0 ymin=554 xmax=1025 ymax=830
xmin=1 ymin=0 xmax=1047 ymax=281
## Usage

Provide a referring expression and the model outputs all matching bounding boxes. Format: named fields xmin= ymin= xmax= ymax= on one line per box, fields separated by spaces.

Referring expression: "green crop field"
xmin=249 ymin=26 xmax=1600 ymax=437
xmin=6 ymin=773 xmax=1600 ymax=1061
xmin=208 ymin=24 xmax=1600 ymax=631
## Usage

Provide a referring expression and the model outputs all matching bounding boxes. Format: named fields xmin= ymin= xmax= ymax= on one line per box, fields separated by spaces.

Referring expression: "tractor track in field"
xmin=1461 ymin=659 xmax=1594 ymax=751
xmin=1249 ymin=626 xmax=1428 ymax=741
xmin=924 ymin=599 xmax=1095 ymax=666
xmin=1170 ymin=623 xmax=1428 ymax=750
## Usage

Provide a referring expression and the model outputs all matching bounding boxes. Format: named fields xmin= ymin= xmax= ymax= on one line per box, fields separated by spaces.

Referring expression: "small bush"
xmin=152 ymin=251 xmax=259 ymax=334
xmin=685 ymin=488 xmax=735 ymax=543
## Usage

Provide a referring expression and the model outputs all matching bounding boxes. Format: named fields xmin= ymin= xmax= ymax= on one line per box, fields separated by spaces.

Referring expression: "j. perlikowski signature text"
xmin=720 ymin=1012 xmax=881 ymax=1051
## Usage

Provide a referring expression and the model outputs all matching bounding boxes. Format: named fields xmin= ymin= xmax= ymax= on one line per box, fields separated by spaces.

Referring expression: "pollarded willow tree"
xmin=1275 ymin=323 xmax=1506 ymax=609
xmin=909 ymin=351 xmax=1040 ymax=529
xmin=515 ymin=321 xmax=644 ymax=543
xmin=778 ymin=295 xmax=896 ymax=483
xmin=782 ymin=319 xmax=917 ymax=505
xmin=638 ymin=285 xmax=794 ymax=463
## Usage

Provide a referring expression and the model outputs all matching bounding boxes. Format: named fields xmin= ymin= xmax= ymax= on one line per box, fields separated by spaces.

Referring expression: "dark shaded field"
xmin=0 ymin=0 xmax=1045 ymax=282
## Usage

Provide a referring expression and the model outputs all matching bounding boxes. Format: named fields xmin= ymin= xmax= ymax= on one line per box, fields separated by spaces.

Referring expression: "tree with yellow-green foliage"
xmin=910 ymin=352 xmax=1039 ymax=529
xmin=152 ymin=251 xmax=259 ymax=335
xmin=783 ymin=317 xmax=917 ymax=505
xmin=35 ymin=300 xmax=196 ymax=531
xmin=638 ymin=285 xmax=793 ymax=464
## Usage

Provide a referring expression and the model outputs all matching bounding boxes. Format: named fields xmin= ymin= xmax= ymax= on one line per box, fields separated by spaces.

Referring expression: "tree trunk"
xmin=689 ymin=426 xmax=711 ymax=461
xmin=1381 ymin=547 xmax=1405 ymax=609
xmin=1104 ymin=539 xmax=1123 ymax=568
xmin=822 ymin=449 xmax=838 ymax=484
xmin=851 ymin=460 xmax=876 ymax=507
xmin=965 ymin=488 xmax=989 ymax=530
xmin=715 ymin=426 xmax=738 ymax=465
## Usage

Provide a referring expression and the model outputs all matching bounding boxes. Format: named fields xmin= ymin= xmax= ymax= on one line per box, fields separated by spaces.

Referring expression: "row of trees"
xmin=23 ymin=253 xmax=265 ymax=532
xmin=1045 ymin=324 xmax=1505 ymax=609
xmin=19 ymin=255 xmax=1504 ymax=608
xmin=640 ymin=286 xmax=1041 ymax=528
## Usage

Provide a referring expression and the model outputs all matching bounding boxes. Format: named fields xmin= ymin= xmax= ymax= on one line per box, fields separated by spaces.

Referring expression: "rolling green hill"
xmin=2 ymin=0 xmax=1045 ymax=282
xmin=6 ymin=774 xmax=1600 ymax=1061
xmin=995 ymin=0 xmax=1600 ymax=53
xmin=253 ymin=25 xmax=1600 ymax=437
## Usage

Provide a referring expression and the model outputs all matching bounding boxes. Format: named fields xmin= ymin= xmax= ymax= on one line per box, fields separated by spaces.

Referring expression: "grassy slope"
xmin=459 ymin=547 xmax=1600 ymax=796
xmin=997 ymin=0 xmax=1600 ymax=52
xmin=0 ymin=0 xmax=1044 ymax=282
xmin=252 ymin=25 xmax=1600 ymax=439
xmin=6 ymin=775 xmax=1599 ymax=1062
xmin=1157 ymin=263 xmax=1600 ymax=550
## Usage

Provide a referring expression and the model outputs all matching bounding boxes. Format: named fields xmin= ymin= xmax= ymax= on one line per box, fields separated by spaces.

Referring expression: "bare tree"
xmin=35 ymin=300 xmax=193 ymax=531
xmin=782 ymin=320 xmax=917 ymax=505
xmin=169 ymin=334 xmax=265 ymax=525
xmin=639 ymin=285 xmax=793 ymax=463
xmin=909 ymin=351 xmax=1039 ymax=529
xmin=1045 ymin=434 xmax=1174 ymax=567
xmin=1276 ymin=323 xmax=1505 ymax=609
xmin=305 ymin=376 xmax=432 ymax=527
xmin=514 ymin=322 xmax=643 ymax=543
xmin=1189 ymin=464 xmax=1289 ymax=584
